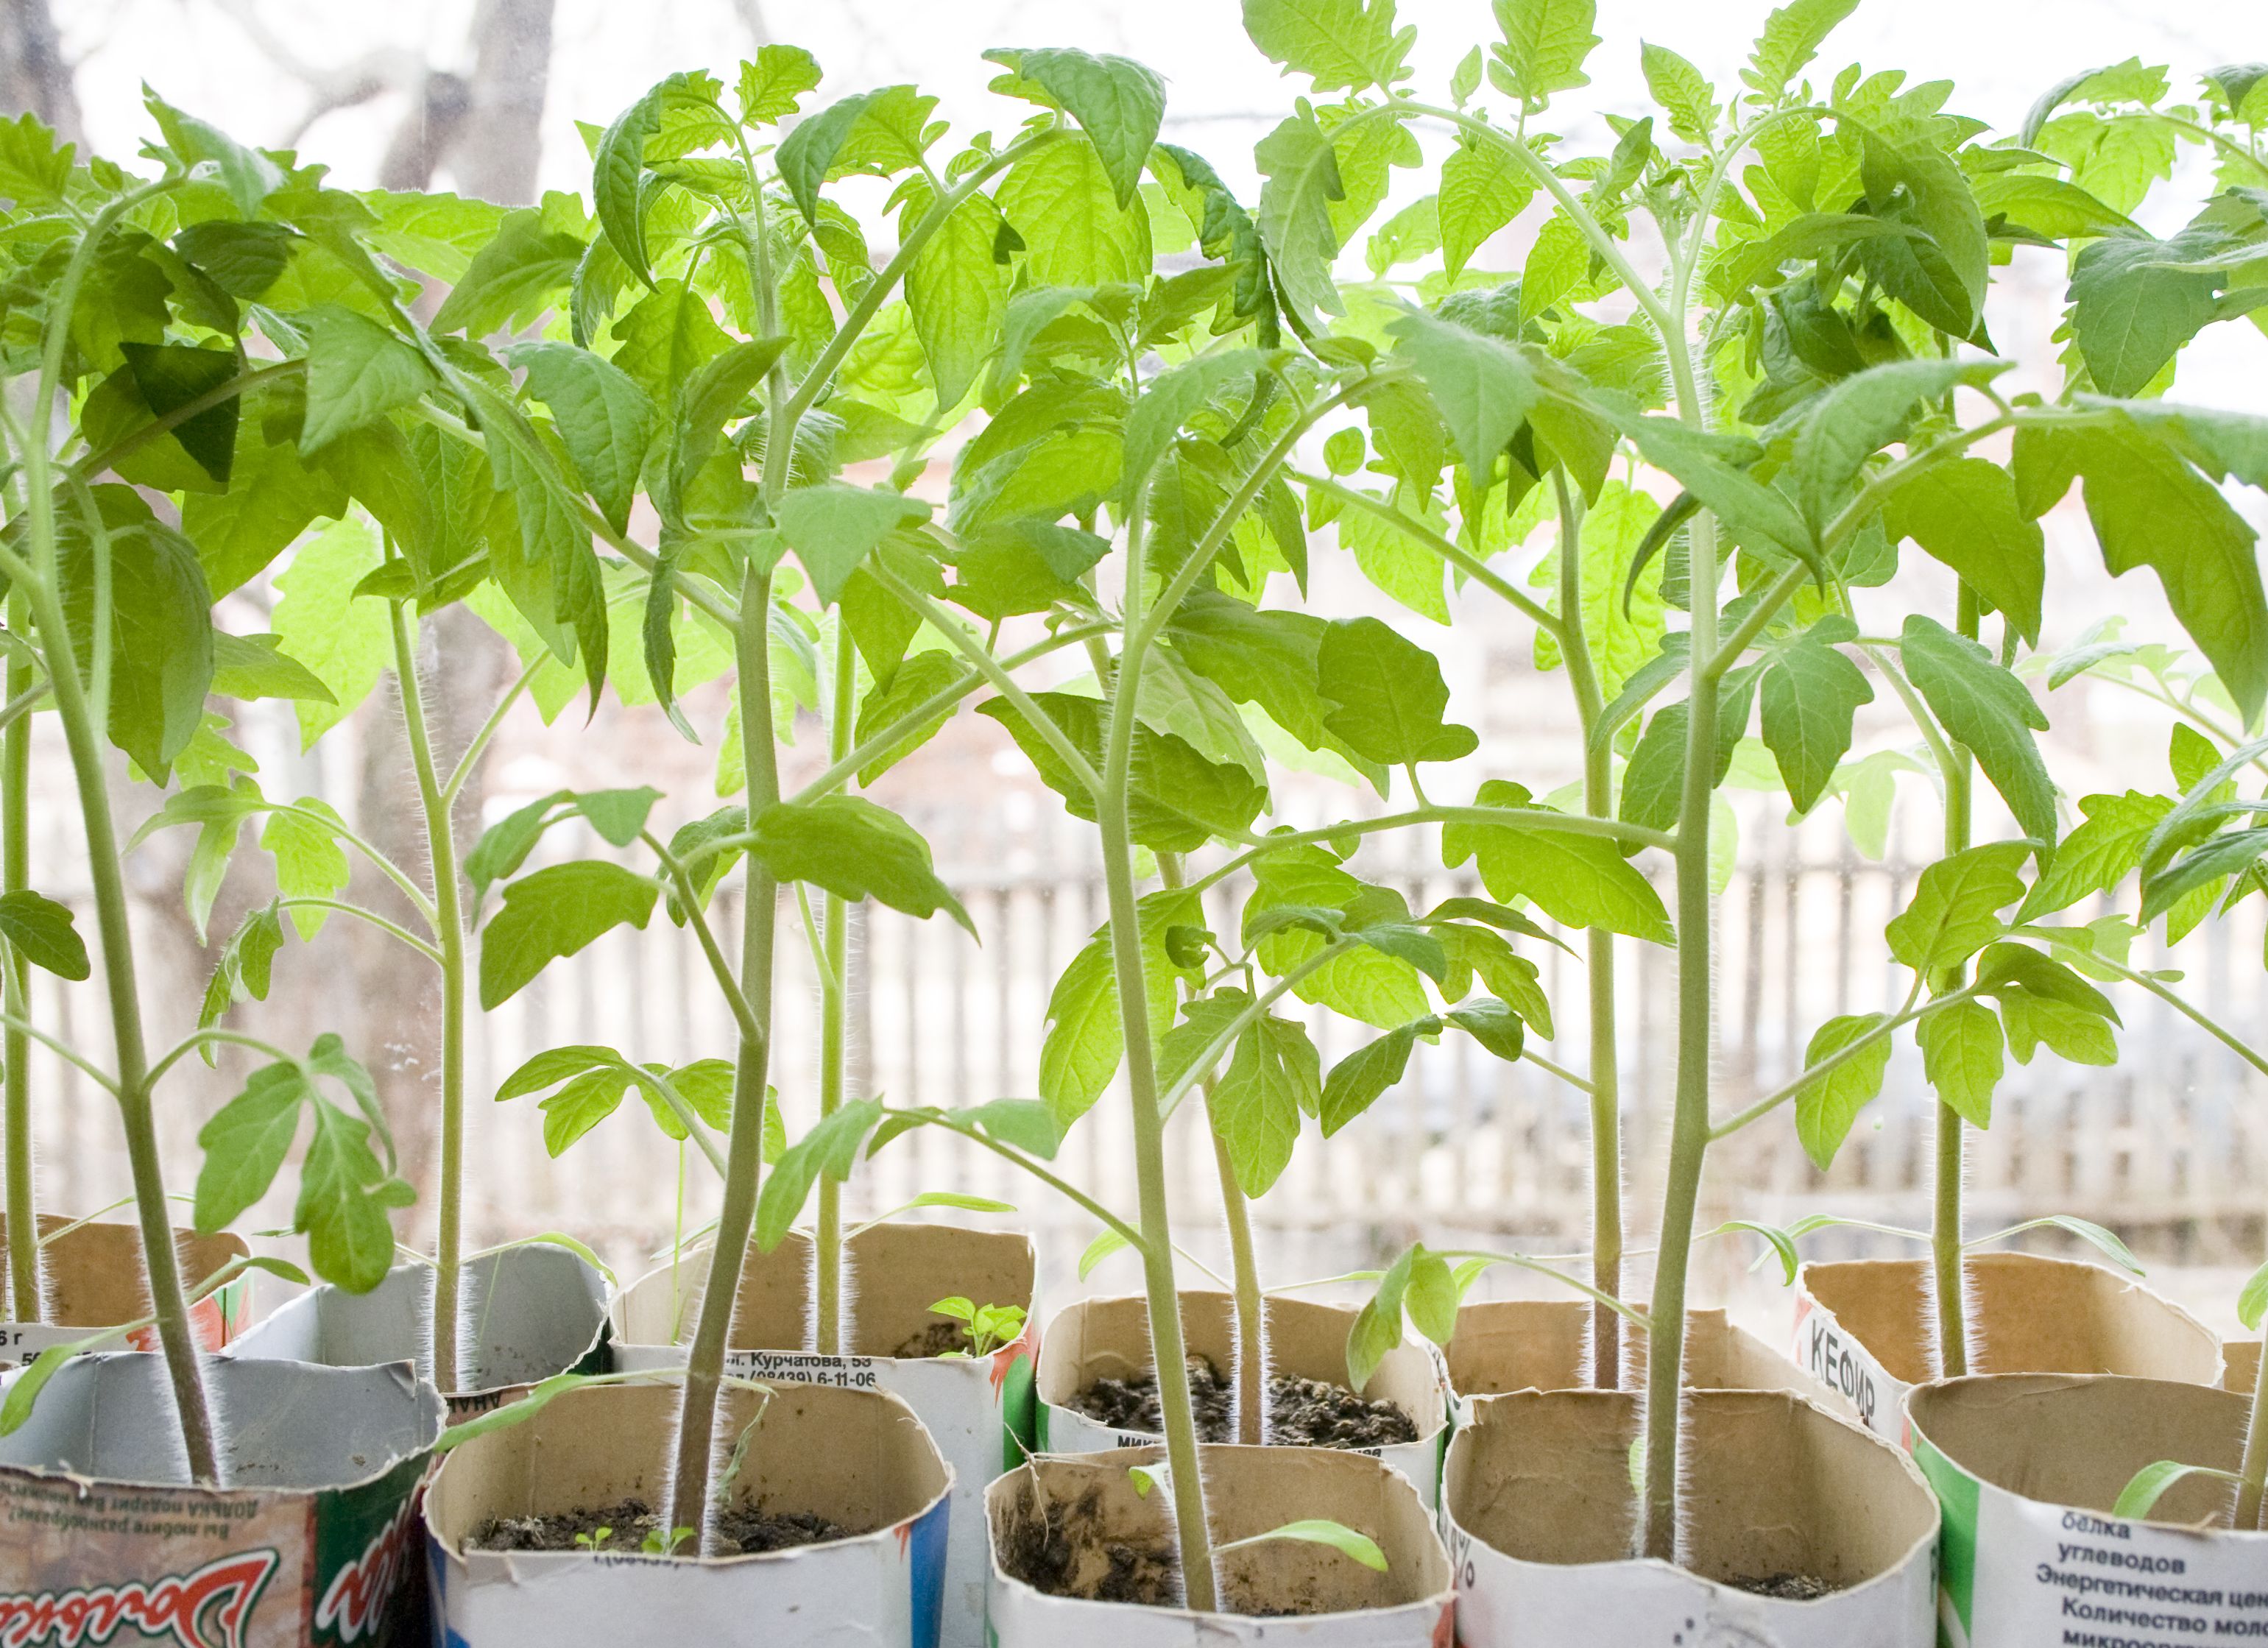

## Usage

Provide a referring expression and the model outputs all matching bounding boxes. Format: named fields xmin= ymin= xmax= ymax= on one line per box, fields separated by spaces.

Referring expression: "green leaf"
xmin=261 ymin=801 xmax=350 ymax=941
xmin=431 ymin=208 xmax=584 ymax=336
xmin=1241 ymin=0 xmax=1414 ymax=93
xmin=1491 ymin=0 xmax=1600 ymax=108
xmin=1320 ymin=1021 xmax=1424 ymax=1136
xmin=2001 ymin=991 xmax=2118 ymax=1067
xmin=1388 ymin=308 xmax=1539 ymax=478
xmin=2239 ymin=1259 xmax=2268 ymax=1333
xmin=1038 ymin=891 xmax=1200 ymax=1125
xmin=0 ymin=891 xmax=90 ymax=982
xmin=273 ymin=516 xmax=390 ymax=747
xmin=193 ymin=1060 xmax=302 ymax=1233
xmin=1121 ymin=350 xmax=1269 ymax=499
xmin=1918 ymin=998 xmax=2004 ymax=1128
xmin=478 ymin=861 xmax=661 ymax=1009
xmin=1347 ymin=1245 xmax=1413 ymax=1387
xmin=2111 ymin=1460 xmax=2242 ymax=1523
xmin=209 ymin=633 xmax=336 ymax=704
xmin=594 ymin=73 xmax=727 ymax=286
xmin=1851 ymin=119 xmax=1989 ymax=335
xmin=744 ymin=796 xmax=973 ymax=934
xmin=2015 ymin=418 xmax=2268 ymax=724
xmin=510 ymin=342 xmax=657 ymax=536
xmin=2069 ymin=230 xmax=2225 ymax=399
xmin=1226 ymin=1520 xmax=1388 ymax=1573
xmin=1640 ymin=43 xmax=1715 ymax=144
xmin=1900 ymin=615 xmax=2056 ymax=845
xmin=1793 ymin=1013 xmax=1893 ymax=1169
xmin=1254 ymin=111 xmax=1346 ymax=330
xmin=118 ymin=342 xmax=240 ymax=486
xmin=1742 ymin=0 xmax=1859 ymax=99
xmin=774 ymin=484 xmax=933 ymax=605
xmin=1975 ymin=942 xmax=2121 ymax=1024
xmin=0 ymin=112 xmax=71 ymax=207
xmin=299 ymin=1092 xmax=410 ymax=1293
xmin=1444 ymin=779 xmax=1673 ymax=944
xmin=57 ymin=520 xmax=215 ymax=782
xmin=2140 ymin=827 xmax=2268 ymax=926
xmin=736 ymin=45 xmax=823 ymax=126
xmin=1759 ymin=621 xmax=1873 ymax=814
xmin=1885 ymin=841 xmax=2031 ymax=977
xmin=1881 ymin=459 xmax=2045 ymax=646
xmin=1792 ymin=358 xmax=2009 ymax=529
xmin=1079 ymin=1229 xmax=1131 ymax=1281
xmin=1608 ymin=409 xmax=1820 ymax=577
xmin=1446 ymin=998 xmax=1525 ymax=1061
xmin=907 ymin=191 xmax=1010 ymax=410
xmin=299 ymin=309 xmax=437 ymax=453
xmin=1315 ymin=616 xmax=1477 ymax=765
xmin=986 ymin=49 xmax=1165 ymax=209
xmin=998 ymin=136 xmax=1151 ymax=289
xmin=1437 ymin=133 xmax=1534 ymax=279
xmin=144 ymin=88 xmax=283 ymax=217
xmin=2018 ymin=791 xmax=2172 ymax=920
xmin=755 ymin=1097 xmax=885 ymax=1251
xmin=1207 ymin=1007 xmax=1322 ymax=1195
xmin=1405 ymin=1248 xmax=1458 ymax=1343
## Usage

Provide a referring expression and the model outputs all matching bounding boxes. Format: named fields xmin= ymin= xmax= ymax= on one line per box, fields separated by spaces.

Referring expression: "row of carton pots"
xmin=1 ymin=1217 xmax=2264 ymax=1647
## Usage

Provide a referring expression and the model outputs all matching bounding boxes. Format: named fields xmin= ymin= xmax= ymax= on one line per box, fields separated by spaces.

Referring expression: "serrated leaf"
xmin=744 ymin=795 xmax=972 ymax=934
xmin=1388 ymin=308 xmax=1539 ymax=478
xmin=755 ymin=1097 xmax=885 ymax=1251
xmin=1885 ymin=841 xmax=2032 ymax=977
xmin=478 ymin=861 xmax=661 ymax=1009
xmin=1207 ymin=1010 xmax=1321 ymax=1195
xmin=1254 ymin=111 xmax=1346 ymax=331
xmin=1743 ymin=0 xmax=1860 ymax=99
xmin=1793 ymin=1012 xmax=1892 ymax=1169
xmin=987 ymin=48 xmax=1165 ymax=209
xmin=1242 ymin=0 xmax=1414 ymax=93
xmin=511 ymin=342 xmax=657 ymax=536
xmin=775 ymin=484 xmax=933 ymax=606
xmin=299 ymin=308 xmax=437 ymax=453
xmin=1444 ymin=779 xmax=1673 ymax=944
xmin=1759 ymin=622 xmax=1873 ymax=814
xmin=1491 ymin=0 xmax=1600 ymax=108
xmin=1881 ymin=458 xmax=2045 ymax=646
xmin=1320 ymin=1021 xmax=1424 ymax=1136
xmin=1437 ymin=133 xmax=1533 ymax=278
xmin=1900 ymin=615 xmax=2056 ymax=846
xmin=1918 ymin=998 xmax=2003 ymax=1128
xmin=1315 ymin=616 xmax=1477 ymax=765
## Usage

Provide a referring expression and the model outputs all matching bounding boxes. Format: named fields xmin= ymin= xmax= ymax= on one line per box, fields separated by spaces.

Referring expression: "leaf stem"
xmin=71 ymin=360 xmax=304 ymax=484
xmin=641 ymin=833 xmax=766 ymax=1048
xmin=1292 ymin=469 xmax=1564 ymax=636
xmin=816 ymin=622 xmax=854 ymax=1357
xmin=274 ymin=899 xmax=443 ymax=963
xmin=1706 ymin=982 xmax=1977 ymax=1140
xmin=441 ymin=654 xmax=545 ymax=808
xmin=3 ymin=587 xmax=36 ymax=1320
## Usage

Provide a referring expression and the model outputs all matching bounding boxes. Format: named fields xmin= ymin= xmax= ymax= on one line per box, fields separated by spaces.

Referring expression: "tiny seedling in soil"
xmin=473 ymin=1499 xmax=846 ymax=1558
xmin=922 ymin=1296 xmax=1028 ymax=1359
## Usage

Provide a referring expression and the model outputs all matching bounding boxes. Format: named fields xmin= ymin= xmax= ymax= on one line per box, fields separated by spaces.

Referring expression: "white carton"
xmin=1791 ymin=1252 xmax=2222 ymax=1439
xmin=0 ymin=1215 xmax=251 ymax=1368
xmin=1035 ymin=1292 xmax=1449 ymax=1504
xmin=986 ymin=1443 xmax=1454 ymax=1644
xmin=1447 ymin=1301 xmax=1829 ymax=1406
xmin=610 ymin=1222 xmax=1036 ymax=1648
xmin=1446 ymin=1387 xmax=1939 ymax=1647
xmin=227 ymin=1245 xmax=610 ymax=1421
xmin=1910 ymin=1373 xmax=2268 ymax=1647
xmin=425 ymin=1379 xmax=951 ymax=1647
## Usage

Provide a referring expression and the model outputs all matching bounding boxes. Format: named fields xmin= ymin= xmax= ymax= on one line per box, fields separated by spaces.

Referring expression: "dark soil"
xmin=893 ymin=1320 xmax=968 ymax=1359
xmin=1074 ymin=1356 xmax=1419 ymax=1449
xmin=1729 ymin=1572 xmax=1834 ymax=1600
xmin=470 ymin=1496 xmax=852 ymax=1557
xmin=998 ymin=1487 xmax=1177 ymax=1605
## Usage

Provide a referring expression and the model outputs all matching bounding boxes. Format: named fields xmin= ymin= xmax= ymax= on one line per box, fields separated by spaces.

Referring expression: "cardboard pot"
xmin=986 ymin=1443 xmax=1453 ymax=1644
xmin=424 ymin=1379 xmax=950 ymax=1647
xmin=1791 ymin=1251 xmax=2221 ymax=1440
xmin=0 ymin=1352 xmax=443 ymax=1647
xmin=1036 ymin=1292 xmax=1449 ymax=1502
xmin=227 ymin=1245 xmax=610 ymax=1421
xmin=2224 ymin=1340 xmax=2260 ymax=1395
xmin=0 ymin=1215 xmax=252 ymax=1369
xmin=1446 ymin=1301 xmax=1831 ymax=1403
xmin=610 ymin=1222 xmax=1035 ymax=1648
xmin=1910 ymin=1373 xmax=2268 ymax=1647
xmin=1446 ymin=1387 xmax=1939 ymax=1646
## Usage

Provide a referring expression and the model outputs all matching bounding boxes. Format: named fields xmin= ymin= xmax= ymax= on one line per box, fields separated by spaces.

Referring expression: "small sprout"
xmin=928 ymin=1296 xmax=1028 ymax=1357
xmin=1215 ymin=1518 xmax=1388 ymax=1574
xmin=643 ymin=1525 xmax=697 ymax=1555
xmin=573 ymin=1526 xmax=612 ymax=1550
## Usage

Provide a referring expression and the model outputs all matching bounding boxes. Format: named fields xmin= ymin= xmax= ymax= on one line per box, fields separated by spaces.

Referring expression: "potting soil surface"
xmin=1727 ymin=1572 xmax=1834 ymax=1600
xmin=1074 ymin=1356 xmax=1419 ymax=1448
xmin=470 ymin=1496 xmax=852 ymax=1557
xmin=1000 ymin=1486 xmax=1177 ymax=1605
xmin=892 ymin=1320 xmax=969 ymax=1358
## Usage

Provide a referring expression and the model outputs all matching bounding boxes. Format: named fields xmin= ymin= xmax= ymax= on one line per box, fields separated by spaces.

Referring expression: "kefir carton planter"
xmin=610 ymin=1222 xmax=1035 ymax=1647
xmin=1445 ymin=1387 xmax=1939 ymax=1647
xmin=0 ymin=1352 xmax=443 ymax=1647
xmin=0 ymin=1216 xmax=252 ymax=1368
xmin=1791 ymin=1251 xmax=2220 ymax=1438
xmin=423 ymin=1379 xmax=950 ymax=1648
xmin=1908 ymin=1373 xmax=2268 ymax=1648
xmin=1036 ymin=1292 xmax=1449 ymax=1502
xmin=1446 ymin=1301 xmax=1831 ymax=1404
xmin=228 ymin=1243 xmax=611 ymax=1421
xmin=986 ymin=1442 xmax=1453 ymax=1645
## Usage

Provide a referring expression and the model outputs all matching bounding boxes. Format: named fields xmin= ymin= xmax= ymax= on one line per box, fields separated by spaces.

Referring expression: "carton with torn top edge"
xmin=1790 ymin=1251 xmax=2221 ymax=1440
xmin=0 ymin=1352 xmax=444 ymax=1648
xmin=1035 ymin=1292 xmax=1449 ymax=1504
xmin=1444 ymin=1385 xmax=1939 ymax=1647
xmin=227 ymin=1243 xmax=611 ymax=1423
xmin=423 ymin=1378 xmax=951 ymax=1648
xmin=1909 ymin=1373 xmax=2268 ymax=1648
xmin=609 ymin=1221 xmax=1036 ymax=1648
xmin=1446 ymin=1300 xmax=1836 ymax=1408
xmin=0 ymin=1215 xmax=252 ymax=1370
xmin=985 ymin=1441 xmax=1454 ymax=1645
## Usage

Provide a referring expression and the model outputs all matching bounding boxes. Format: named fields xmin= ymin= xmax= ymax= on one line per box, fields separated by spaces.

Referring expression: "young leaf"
xmin=1321 ymin=1021 xmax=1425 ymax=1136
xmin=1899 ymin=615 xmax=2057 ymax=846
xmin=1742 ymin=0 xmax=1860 ymax=99
xmin=1792 ymin=1013 xmax=1893 ymax=1170
xmin=1758 ymin=620 xmax=1873 ymax=814
xmin=985 ymin=49 xmax=1165 ymax=209
xmin=1207 ymin=1011 xmax=1322 ymax=1196
xmin=997 ymin=136 xmax=1151 ymax=288
xmin=60 ymin=520 xmax=215 ymax=782
xmin=1491 ymin=0 xmax=1601 ymax=109
xmin=510 ymin=342 xmax=657 ymax=536
xmin=1121 ymin=350 xmax=1268 ymax=499
xmin=1388 ymin=308 xmax=1539 ymax=478
xmin=299 ymin=309 xmax=438 ymax=453
xmin=1254 ymin=111 xmax=1346 ymax=330
xmin=774 ymin=484 xmax=933 ymax=605
xmin=1242 ymin=0 xmax=1415 ymax=93
xmin=210 ymin=634 xmax=336 ymax=704
xmin=907 ymin=191 xmax=1010 ymax=411
xmin=744 ymin=796 xmax=973 ymax=934
xmin=194 ymin=1061 xmax=305 ymax=1234
xmin=478 ymin=861 xmax=663 ymax=1009
xmin=2239 ymin=1259 xmax=2268 ymax=1333
xmin=2069 ymin=231 xmax=2226 ymax=400
xmin=1880 ymin=459 xmax=2046 ymax=646
xmin=1640 ymin=43 xmax=1715 ymax=144
xmin=1884 ymin=841 xmax=2032 ymax=977
xmin=0 ymin=891 xmax=91 ymax=981
xmin=1080 ymin=1228 xmax=1132 ymax=1281
xmin=755 ymin=1097 xmax=886 ymax=1251
xmin=298 ymin=1095 xmax=413 ymax=1293
xmin=1790 ymin=357 xmax=2005 ymax=528
xmin=2018 ymin=791 xmax=2172 ymax=921
xmin=1315 ymin=616 xmax=1478 ymax=765
xmin=735 ymin=45 xmax=822 ymax=126
xmin=1918 ymin=998 xmax=2004 ymax=1128
xmin=1219 ymin=1519 xmax=1389 ymax=1572
xmin=1443 ymin=780 xmax=1673 ymax=944
xmin=1436 ymin=134 xmax=1533 ymax=280
xmin=2110 ymin=1460 xmax=2241 ymax=1523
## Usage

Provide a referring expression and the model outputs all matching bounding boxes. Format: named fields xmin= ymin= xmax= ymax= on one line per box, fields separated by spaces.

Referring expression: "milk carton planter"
xmin=1446 ymin=1301 xmax=1826 ymax=1403
xmin=986 ymin=1443 xmax=1452 ymax=1644
xmin=1036 ymin=1292 xmax=1448 ymax=1502
xmin=1444 ymin=1387 xmax=1938 ymax=1647
xmin=1790 ymin=1252 xmax=2221 ymax=1438
xmin=0 ymin=1217 xmax=252 ymax=1370
xmin=1908 ymin=1374 xmax=2268 ymax=1647
xmin=0 ymin=1353 xmax=442 ymax=1647
xmin=2227 ymin=1342 xmax=2261 ymax=1395
xmin=229 ymin=1245 xmax=610 ymax=1421
xmin=425 ymin=1379 xmax=950 ymax=1647
xmin=611 ymin=1223 xmax=1034 ymax=1647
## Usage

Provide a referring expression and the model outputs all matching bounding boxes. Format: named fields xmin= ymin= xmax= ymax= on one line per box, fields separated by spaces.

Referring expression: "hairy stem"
xmin=668 ymin=564 xmax=780 ymax=1546
xmin=816 ymin=623 xmax=854 ymax=1356
xmin=1931 ymin=585 xmax=1981 ymax=1379
xmin=2240 ymin=1316 xmax=2268 ymax=1530
xmin=389 ymin=602 xmax=467 ymax=1393
xmin=3 ymin=590 xmax=35 ymax=1320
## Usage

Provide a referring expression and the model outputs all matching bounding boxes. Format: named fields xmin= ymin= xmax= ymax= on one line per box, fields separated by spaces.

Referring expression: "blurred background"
xmin=10 ymin=0 xmax=2268 ymax=1338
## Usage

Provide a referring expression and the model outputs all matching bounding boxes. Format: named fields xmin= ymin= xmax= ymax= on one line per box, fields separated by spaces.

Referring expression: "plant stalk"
xmin=3 ymin=590 xmax=35 ymax=1320
xmin=1554 ymin=472 xmax=1622 ymax=1389
xmin=2239 ymin=1313 xmax=2268 ymax=1530
xmin=668 ymin=564 xmax=780 ymax=1546
xmin=816 ymin=622 xmax=854 ymax=1356
xmin=389 ymin=602 xmax=467 ymax=1393
xmin=1931 ymin=584 xmax=1981 ymax=1379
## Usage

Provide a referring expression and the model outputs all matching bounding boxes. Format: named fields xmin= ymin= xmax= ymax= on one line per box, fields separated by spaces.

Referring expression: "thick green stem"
xmin=389 ymin=603 xmax=466 ymax=1393
xmin=668 ymin=565 xmax=780 ymax=1546
xmin=1554 ymin=474 xmax=1622 ymax=1389
xmin=4 ymin=590 xmax=35 ymax=1320
xmin=2239 ymin=1315 xmax=2268 ymax=1529
xmin=1931 ymin=586 xmax=1981 ymax=1379
xmin=1642 ymin=499 xmax=1717 ymax=1562
xmin=816 ymin=623 xmax=854 ymax=1357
